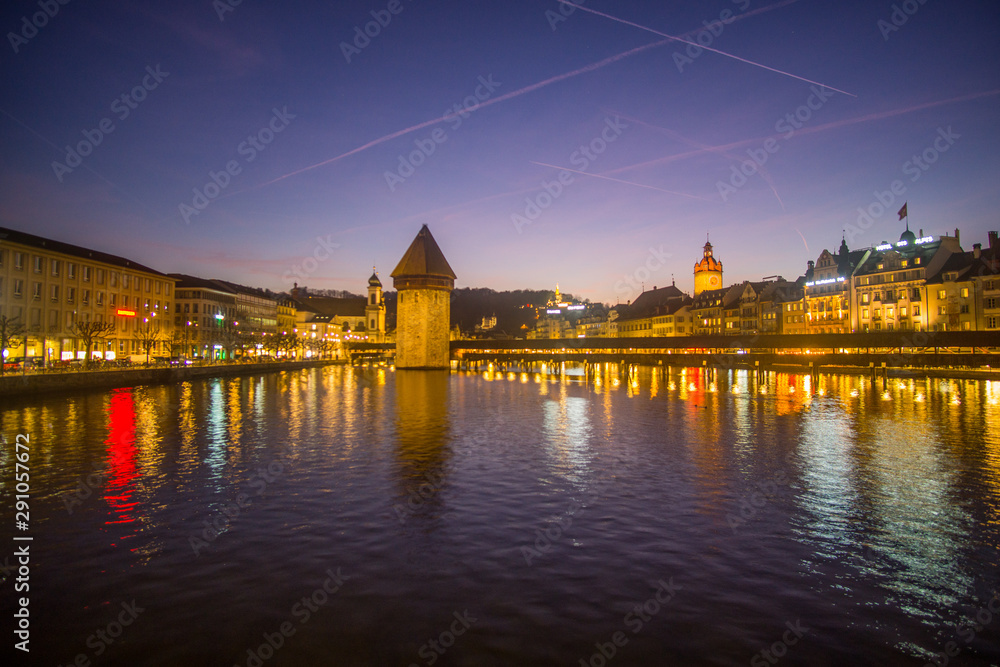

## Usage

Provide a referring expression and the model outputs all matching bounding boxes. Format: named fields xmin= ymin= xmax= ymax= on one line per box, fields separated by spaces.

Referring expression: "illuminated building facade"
xmin=693 ymin=240 xmax=723 ymax=296
xmin=0 ymin=226 xmax=175 ymax=363
xmin=850 ymin=230 xmax=962 ymax=332
xmin=392 ymin=225 xmax=456 ymax=369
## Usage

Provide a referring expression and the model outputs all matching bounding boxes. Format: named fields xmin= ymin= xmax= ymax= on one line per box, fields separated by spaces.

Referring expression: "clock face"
xmin=710 ymin=276 xmax=720 ymax=286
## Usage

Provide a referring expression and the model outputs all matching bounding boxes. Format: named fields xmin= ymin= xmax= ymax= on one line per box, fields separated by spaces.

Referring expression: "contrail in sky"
xmin=529 ymin=161 xmax=713 ymax=201
xmin=232 ymin=0 xmax=807 ymax=195
xmin=556 ymin=0 xmax=856 ymax=97
xmin=603 ymin=89 xmax=1000 ymax=176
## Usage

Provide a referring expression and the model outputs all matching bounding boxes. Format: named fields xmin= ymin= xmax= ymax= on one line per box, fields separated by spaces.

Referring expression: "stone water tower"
xmin=391 ymin=225 xmax=456 ymax=369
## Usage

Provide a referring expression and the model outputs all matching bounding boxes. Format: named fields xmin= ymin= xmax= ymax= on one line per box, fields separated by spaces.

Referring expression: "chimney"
xmin=990 ymin=231 xmax=999 ymax=250
xmin=973 ymin=243 xmax=982 ymax=259
xmin=919 ymin=229 xmax=923 ymax=237
xmin=955 ymin=228 xmax=960 ymax=244
xmin=291 ymin=282 xmax=299 ymax=298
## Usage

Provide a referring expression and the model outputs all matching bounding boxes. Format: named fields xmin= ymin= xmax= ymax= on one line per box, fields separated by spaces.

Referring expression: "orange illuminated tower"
xmin=693 ymin=238 xmax=723 ymax=295
xmin=391 ymin=225 xmax=456 ymax=369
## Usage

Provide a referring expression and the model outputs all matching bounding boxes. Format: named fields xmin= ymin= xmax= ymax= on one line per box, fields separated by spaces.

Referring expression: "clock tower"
xmin=693 ymin=239 xmax=723 ymax=296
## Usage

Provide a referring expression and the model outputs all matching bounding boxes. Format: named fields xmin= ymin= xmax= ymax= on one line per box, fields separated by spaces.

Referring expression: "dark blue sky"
xmin=2 ymin=0 xmax=998 ymax=303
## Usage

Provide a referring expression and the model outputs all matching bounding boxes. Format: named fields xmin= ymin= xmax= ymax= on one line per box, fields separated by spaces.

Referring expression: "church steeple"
xmin=693 ymin=237 xmax=723 ymax=296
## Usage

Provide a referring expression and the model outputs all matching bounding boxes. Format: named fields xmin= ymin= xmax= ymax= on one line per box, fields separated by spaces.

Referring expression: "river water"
xmin=1 ymin=364 xmax=999 ymax=666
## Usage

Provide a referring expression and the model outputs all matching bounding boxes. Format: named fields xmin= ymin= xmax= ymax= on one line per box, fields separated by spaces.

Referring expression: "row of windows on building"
xmin=1 ymin=278 xmax=167 ymax=311
xmin=0 ymin=250 xmax=170 ymax=295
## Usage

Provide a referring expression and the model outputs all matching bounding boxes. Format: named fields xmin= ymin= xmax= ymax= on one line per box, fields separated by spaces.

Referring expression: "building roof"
xmin=694 ymin=240 xmax=723 ymax=273
xmin=391 ymin=225 xmax=456 ymax=279
xmin=290 ymin=294 xmax=366 ymax=317
xmin=617 ymin=285 xmax=689 ymax=322
xmin=368 ymin=270 xmax=382 ymax=287
xmin=169 ymin=274 xmax=276 ymax=302
xmin=1 ymin=226 xmax=170 ymax=277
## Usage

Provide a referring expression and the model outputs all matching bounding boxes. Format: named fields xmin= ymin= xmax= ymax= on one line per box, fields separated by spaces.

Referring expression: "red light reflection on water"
xmin=103 ymin=388 xmax=139 ymax=529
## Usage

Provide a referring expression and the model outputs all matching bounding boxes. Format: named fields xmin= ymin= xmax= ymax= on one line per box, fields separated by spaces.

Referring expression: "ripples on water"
xmin=1 ymin=365 xmax=998 ymax=666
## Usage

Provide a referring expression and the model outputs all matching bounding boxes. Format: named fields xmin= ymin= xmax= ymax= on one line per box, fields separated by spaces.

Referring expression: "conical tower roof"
xmin=391 ymin=225 xmax=456 ymax=290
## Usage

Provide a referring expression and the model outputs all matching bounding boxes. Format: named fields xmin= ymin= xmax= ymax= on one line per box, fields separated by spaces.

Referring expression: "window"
xmin=51 ymin=259 xmax=60 ymax=276
xmin=164 ymin=284 xmax=170 ymax=296
xmin=68 ymin=263 xmax=76 ymax=279
xmin=67 ymin=287 xmax=75 ymax=303
xmin=886 ymin=307 xmax=894 ymax=318
xmin=901 ymin=260 xmax=908 ymax=267
xmin=82 ymin=290 xmax=90 ymax=305
xmin=938 ymin=306 xmax=946 ymax=315
xmin=862 ymin=307 xmax=869 ymax=319
xmin=110 ymin=293 xmax=116 ymax=307
xmin=82 ymin=266 xmax=91 ymax=282
xmin=184 ymin=303 xmax=190 ymax=313
xmin=960 ymin=305 xmax=969 ymax=314
xmin=987 ymin=298 xmax=998 ymax=309
xmin=110 ymin=272 xmax=118 ymax=287
xmin=96 ymin=292 xmax=104 ymax=306
xmin=14 ymin=252 xmax=24 ymax=269
xmin=145 ymin=278 xmax=151 ymax=292
xmin=32 ymin=282 xmax=42 ymax=300
xmin=13 ymin=279 xmax=22 ymax=298
xmin=989 ymin=317 xmax=998 ymax=329
xmin=50 ymin=285 xmax=59 ymax=302
xmin=96 ymin=269 xmax=105 ymax=285
xmin=862 ymin=293 xmax=870 ymax=304
xmin=913 ymin=305 xmax=920 ymax=317
xmin=193 ymin=304 xmax=199 ymax=314
xmin=938 ymin=290 xmax=946 ymax=299
xmin=33 ymin=256 xmax=43 ymax=273
xmin=885 ymin=290 xmax=894 ymax=301
xmin=0 ymin=249 xmax=5 ymax=267
xmin=960 ymin=288 xmax=969 ymax=298
xmin=900 ymin=307 xmax=908 ymax=317
xmin=912 ymin=288 xmax=920 ymax=300
xmin=155 ymin=281 xmax=161 ymax=294
xmin=122 ymin=274 xmax=130 ymax=289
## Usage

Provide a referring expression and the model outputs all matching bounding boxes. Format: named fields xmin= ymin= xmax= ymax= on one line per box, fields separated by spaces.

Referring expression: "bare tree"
xmin=133 ymin=320 xmax=163 ymax=365
xmin=69 ymin=320 xmax=115 ymax=369
xmin=0 ymin=315 xmax=26 ymax=376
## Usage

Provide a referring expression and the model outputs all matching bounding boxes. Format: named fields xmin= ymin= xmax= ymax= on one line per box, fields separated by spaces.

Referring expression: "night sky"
xmin=1 ymin=0 xmax=997 ymax=304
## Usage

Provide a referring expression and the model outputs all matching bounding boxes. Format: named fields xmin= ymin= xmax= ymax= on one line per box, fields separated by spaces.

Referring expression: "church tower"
xmin=391 ymin=225 xmax=456 ymax=370
xmin=366 ymin=268 xmax=385 ymax=343
xmin=693 ymin=239 xmax=723 ymax=295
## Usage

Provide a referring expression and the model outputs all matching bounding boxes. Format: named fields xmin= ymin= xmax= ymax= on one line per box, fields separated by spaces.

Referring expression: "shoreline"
xmin=0 ymin=359 xmax=346 ymax=398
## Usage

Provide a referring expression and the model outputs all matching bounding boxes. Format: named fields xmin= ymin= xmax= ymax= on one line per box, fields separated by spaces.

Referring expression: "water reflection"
xmin=103 ymin=388 xmax=139 ymax=531
xmin=394 ymin=371 xmax=451 ymax=523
